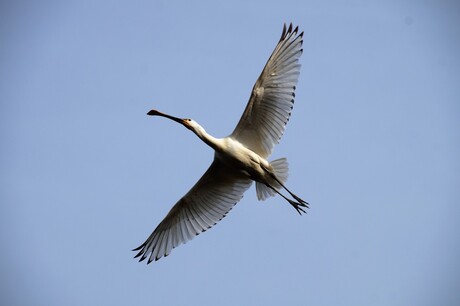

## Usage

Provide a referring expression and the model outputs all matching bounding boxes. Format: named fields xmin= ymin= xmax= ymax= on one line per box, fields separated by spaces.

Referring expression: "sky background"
xmin=1 ymin=0 xmax=459 ymax=305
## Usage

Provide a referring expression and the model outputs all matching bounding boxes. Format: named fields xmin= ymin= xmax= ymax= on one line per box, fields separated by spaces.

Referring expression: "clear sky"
xmin=1 ymin=1 xmax=459 ymax=305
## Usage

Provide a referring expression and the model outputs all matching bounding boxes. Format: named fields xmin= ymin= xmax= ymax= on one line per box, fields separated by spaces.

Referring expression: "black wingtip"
xmin=132 ymin=247 xmax=141 ymax=252
xmin=132 ymin=242 xmax=145 ymax=252
xmin=293 ymin=25 xmax=299 ymax=34
xmin=281 ymin=23 xmax=298 ymax=41
xmin=281 ymin=23 xmax=304 ymax=42
xmin=281 ymin=23 xmax=287 ymax=40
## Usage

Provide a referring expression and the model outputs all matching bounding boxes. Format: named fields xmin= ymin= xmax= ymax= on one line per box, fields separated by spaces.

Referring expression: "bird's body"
xmin=134 ymin=24 xmax=308 ymax=263
xmin=213 ymin=137 xmax=271 ymax=183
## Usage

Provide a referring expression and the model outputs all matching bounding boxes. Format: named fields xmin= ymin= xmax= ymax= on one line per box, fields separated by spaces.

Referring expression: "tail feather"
xmin=256 ymin=158 xmax=289 ymax=201
xmin=271 ymin=157 xmax=289 ymax=184
xmin=256 ymin=181 xmax=275 ymax=201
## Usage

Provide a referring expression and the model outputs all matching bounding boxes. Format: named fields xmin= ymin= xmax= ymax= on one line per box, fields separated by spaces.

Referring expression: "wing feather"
xmin=231 ymin=23 xmax=304 ymax=158
xmin=133 ymin=160 xmax=252 ymax=263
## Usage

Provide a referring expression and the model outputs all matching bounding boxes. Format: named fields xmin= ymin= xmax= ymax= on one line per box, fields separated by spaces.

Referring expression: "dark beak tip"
xmin=147 ymin=109 xmax=157 ymax=116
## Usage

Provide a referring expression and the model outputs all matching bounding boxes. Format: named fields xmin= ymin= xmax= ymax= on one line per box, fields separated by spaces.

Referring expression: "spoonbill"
xmin=134 ymin=23 xmax=308 ymax=263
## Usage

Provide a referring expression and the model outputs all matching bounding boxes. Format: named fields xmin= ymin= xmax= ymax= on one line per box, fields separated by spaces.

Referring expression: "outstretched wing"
xmin=133 ymin=160 xmax=252 ymax=263
xmin=231 ymin=23 xmax=304 ymax=158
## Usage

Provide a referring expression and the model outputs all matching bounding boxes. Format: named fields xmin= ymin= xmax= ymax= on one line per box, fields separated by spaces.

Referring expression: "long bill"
xmin=147 ymin=109 xmax=185 ymax=125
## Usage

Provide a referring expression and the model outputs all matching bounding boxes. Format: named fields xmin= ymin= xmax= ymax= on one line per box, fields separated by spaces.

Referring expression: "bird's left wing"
xmin=231 ymin=23 xmax=303 ymax=158
xmin=133 ymin=160 xmax=252 ymax=263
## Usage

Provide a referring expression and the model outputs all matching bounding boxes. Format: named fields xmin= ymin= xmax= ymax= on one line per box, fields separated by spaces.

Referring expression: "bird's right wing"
xmin=133 ymin=160 xmax=252 ymax=263
xmin=231 ymin=23 xmax=303 ymax=158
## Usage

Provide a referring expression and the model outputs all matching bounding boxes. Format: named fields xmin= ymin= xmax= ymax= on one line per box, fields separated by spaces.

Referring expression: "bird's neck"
xmin=192 ymin=126 xmax=222 ymax=151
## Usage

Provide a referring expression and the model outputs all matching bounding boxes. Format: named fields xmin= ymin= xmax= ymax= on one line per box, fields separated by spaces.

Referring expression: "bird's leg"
xmin=280 ymin=184 xmax=309 ymax=209
xmin=267 ymin=184 xmax=307 ymax=215
xmin=261 ymin=165 xmax=309 ymax=209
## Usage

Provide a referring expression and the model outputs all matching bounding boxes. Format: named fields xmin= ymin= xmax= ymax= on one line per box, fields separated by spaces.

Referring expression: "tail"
xmin=256 ymin=158 xmax=289 ymax=201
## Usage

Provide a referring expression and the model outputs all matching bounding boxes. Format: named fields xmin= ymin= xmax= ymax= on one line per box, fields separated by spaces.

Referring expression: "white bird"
xmin=134 ymin=23 xmax=308 ymax=263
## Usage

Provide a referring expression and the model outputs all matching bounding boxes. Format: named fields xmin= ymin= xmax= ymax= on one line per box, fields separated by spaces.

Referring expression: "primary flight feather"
xmin=134 ymin=23 xmax=308 ymax=263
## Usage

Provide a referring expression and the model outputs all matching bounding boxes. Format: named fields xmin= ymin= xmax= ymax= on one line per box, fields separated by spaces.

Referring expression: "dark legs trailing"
xmin=261 ymin=165 xmax=309 ymax=215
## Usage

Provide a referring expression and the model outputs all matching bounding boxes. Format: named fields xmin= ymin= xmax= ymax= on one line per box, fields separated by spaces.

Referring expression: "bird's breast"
xmin=215 ymin=138 xmax=268 ymax=180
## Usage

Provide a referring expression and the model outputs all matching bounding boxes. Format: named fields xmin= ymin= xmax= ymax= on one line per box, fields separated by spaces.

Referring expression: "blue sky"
xmin=1 ymin=0 xmax=459 ymax=305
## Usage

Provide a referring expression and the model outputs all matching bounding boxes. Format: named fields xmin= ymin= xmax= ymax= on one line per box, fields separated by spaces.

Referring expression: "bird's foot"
xmin=292 ymin=194 xmax=309 ymax=210
xmin=288 ymin=198 xmax=308 ymax=215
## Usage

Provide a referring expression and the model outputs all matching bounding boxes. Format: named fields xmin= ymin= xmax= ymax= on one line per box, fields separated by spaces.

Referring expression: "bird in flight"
xmin=134 ymin=23 xmax=308 ymax=263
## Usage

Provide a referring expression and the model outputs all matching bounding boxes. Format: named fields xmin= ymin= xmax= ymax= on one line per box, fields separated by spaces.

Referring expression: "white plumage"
xmin=134 ymin=23 xmax=308 ymax=263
